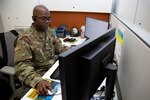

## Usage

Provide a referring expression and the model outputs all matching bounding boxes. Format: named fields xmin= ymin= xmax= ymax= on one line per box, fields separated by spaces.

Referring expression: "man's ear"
xmin=32 ymin=16 xmax=36 ymax=21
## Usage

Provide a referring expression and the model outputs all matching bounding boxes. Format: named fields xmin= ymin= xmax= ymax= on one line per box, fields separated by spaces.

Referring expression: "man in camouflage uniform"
xmin=14 ymin=5 xmax=68 ymax=96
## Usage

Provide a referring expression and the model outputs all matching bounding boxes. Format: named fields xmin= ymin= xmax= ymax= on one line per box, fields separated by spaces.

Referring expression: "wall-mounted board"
xmin=39 ymin=0 xmax=112 ymax=13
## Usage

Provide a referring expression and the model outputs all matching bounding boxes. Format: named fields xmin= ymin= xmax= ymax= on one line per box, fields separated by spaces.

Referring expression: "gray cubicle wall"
xmin=110 ymin=14 xmax=150 ymax=100
xmin=112 ymin=0 xmax=150 ymax=33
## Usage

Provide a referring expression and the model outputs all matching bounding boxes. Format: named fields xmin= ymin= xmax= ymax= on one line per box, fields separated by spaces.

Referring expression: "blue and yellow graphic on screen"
xmin=116 ymin=29 xmax=124 ymax=46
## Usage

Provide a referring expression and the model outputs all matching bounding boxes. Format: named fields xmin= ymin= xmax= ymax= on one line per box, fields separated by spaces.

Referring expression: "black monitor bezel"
xmin=59 ymin=28 xmax=116 ymax=100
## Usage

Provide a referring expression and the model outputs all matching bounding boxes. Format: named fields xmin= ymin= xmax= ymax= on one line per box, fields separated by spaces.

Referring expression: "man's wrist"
xmin=33 ymin=78 xmax=44 ymax=88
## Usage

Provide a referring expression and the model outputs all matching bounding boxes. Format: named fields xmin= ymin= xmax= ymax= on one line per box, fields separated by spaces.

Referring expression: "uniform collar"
xmin=31 ymin=24 xmax=50 ymax=42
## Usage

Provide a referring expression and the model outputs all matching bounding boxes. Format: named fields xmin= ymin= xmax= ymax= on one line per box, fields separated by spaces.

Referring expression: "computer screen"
xmin=58 ymin=28 xmax=116 ymax=100
xmin=85 ymin=17 xmax=108 ymax=39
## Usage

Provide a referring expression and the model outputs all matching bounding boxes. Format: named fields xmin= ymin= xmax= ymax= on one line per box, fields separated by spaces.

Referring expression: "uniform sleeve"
xmin=14 ymin=38 xmax=43 ymax=88
xmin=51 ymin=34 xmax=69 ymax=54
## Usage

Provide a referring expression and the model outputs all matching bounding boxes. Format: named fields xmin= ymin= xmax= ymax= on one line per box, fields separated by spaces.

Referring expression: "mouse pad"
xmin=27 ymin=80 xmax=60 ymax=100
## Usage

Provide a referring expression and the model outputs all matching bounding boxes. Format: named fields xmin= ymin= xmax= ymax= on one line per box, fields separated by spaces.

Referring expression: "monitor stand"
xmin=92 ymin=63 xmax=117 ymax=100
xmin=104 ymin=64 xmax=117 ymax=100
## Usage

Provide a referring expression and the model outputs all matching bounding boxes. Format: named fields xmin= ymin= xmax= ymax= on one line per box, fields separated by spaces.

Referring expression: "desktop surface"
xmin=21 ymin=61 xmax=62 ymax=100
xmin=59 ymin=35 xmax=87 ymax=47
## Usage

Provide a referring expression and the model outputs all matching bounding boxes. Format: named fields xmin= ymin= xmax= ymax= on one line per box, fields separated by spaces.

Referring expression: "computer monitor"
xmin=85 ymin=17 xmax=108 ymax=39
xmin=58 ymin=28 xmax=116 ymax=100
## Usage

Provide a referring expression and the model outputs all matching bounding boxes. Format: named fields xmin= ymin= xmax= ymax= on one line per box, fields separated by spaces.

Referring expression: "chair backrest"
xmin=0 ymin=29 xmax=24 ymax=67
xmin=0 ymin=32 xmax=7 ymax=68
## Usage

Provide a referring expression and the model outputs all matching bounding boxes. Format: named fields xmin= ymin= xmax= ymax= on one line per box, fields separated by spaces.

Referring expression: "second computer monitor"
xmin=85 ymin=17 xmax=108 ymax=39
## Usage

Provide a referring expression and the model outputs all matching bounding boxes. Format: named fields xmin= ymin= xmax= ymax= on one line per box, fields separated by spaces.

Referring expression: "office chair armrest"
xmin=0 ymin=66 xmax=15 ymax=75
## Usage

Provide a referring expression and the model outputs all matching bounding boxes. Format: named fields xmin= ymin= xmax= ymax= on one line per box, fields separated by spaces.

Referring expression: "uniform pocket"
xmin=33 ymin=49 xmax=45 ymax=63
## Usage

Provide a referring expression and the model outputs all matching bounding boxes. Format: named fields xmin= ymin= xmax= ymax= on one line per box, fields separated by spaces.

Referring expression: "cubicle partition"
xmin=110 ymin=14 xmax=150 ymax=100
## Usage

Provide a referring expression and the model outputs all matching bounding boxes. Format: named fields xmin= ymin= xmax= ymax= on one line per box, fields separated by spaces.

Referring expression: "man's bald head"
xmin=32 ymin=5 xmax=51 ymax=31
xmin=33 ymin=5 xmax=49 ymax=17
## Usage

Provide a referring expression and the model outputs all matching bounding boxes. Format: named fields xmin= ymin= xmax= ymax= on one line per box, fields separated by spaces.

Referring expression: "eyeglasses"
xmin=35 ymin=16 xmax=51 ymax=22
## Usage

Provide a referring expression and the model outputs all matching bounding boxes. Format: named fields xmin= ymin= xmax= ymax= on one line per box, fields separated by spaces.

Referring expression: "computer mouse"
xmin=48 ymin=90 xmax=53 ymax=95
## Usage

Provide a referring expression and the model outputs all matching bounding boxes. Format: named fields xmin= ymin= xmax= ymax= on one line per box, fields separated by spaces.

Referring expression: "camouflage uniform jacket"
xmin=14 ymin=25 xmax=67 ymax=88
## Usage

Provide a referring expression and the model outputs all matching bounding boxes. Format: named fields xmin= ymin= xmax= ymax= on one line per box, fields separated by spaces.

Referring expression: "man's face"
xmin=34 ymin=8 xmax=51 ymax=30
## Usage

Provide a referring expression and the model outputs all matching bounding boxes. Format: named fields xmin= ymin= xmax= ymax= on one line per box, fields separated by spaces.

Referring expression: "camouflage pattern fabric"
xmin=14 ymin=24 xmax=68 ymax=88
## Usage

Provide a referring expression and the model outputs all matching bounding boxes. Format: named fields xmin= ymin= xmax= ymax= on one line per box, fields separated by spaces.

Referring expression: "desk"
xmin=21 ymin=36 xmax=86 ymax=100
xmin=59 ymin=35 xmax=87 ymax=47
xmin=21 ymin=61 xmax=62 ymax=100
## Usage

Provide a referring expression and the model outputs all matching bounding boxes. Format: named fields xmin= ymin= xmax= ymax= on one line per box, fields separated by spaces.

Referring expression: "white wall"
xmin=110 ymin=14 xmax=150 ymax=100
xmin=111 ymin=0 xmax=150 ymax=99
xmin=39 ymin=0 xmax=112 ymax=13
xmin=134 ymin=0 xmax=150 ymax=32
xmin=114 ymin=0 xmax=138 ymax=23
xmin=112 ymin=0 xmax=150 ymax=33
xmin=0 ymin=0 xmax=39 ymax=32
xmin=0 ymin=0 xmax=112 ymax=32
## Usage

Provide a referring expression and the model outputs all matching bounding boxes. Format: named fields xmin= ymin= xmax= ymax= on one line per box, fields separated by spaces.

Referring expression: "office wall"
xmin=50 ymin=11 xmax=109 ymax=30
xmin=0 ymin=0 xmax=112 ymax=32
xmin=39 ymin=0 xmax=112 ymax=13
xmin=112 ymin=0 xmax=150 ymax=32
xmin=0 ymin=0 xmax=38 ymax=31
xmin=111 ymin=1 xmax=150 ymax=99
xmin=134 ymin=0 xmax=150 ymax=33
xmin=112 ymin=0 xmax=138 ymax=22
xmin=110 ymin=14 xmax=150 ymax=100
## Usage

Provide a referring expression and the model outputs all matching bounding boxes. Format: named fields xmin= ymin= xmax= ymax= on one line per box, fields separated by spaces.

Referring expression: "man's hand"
xmin=36 ymin=80 xmax=52 ymax=95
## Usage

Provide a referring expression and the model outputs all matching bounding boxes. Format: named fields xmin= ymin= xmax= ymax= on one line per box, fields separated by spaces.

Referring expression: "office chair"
xmin=0 ymin=29 xmax=24 ymax=93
